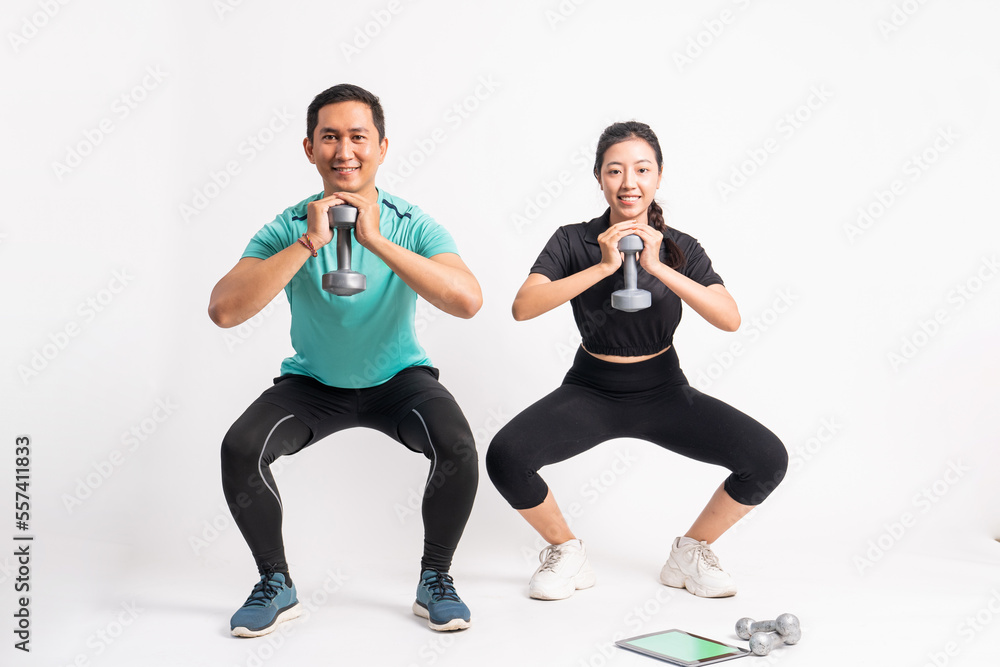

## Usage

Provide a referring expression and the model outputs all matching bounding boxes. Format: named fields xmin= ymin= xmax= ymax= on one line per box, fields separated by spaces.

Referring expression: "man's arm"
xmin=208 ymin=195 xmax=341 ymax=328
xmin=208 ymin=250 xmax=308 ymax=329
xmin=335 ymin=190 xmax=482 ymax=319
xmin=372 ymin=245 xmax=483 ymax=319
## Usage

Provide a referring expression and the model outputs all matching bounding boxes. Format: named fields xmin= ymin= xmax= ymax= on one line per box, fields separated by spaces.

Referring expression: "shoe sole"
xmin=412 ymin=601 xmax=471 ymax=631
xmin=529 ymin=566 xmax=597 ymax=601
xmin=659 ymin=563 xmax=736 ymax=598
xmin=231 ymin=602 xmax=302 ymax=638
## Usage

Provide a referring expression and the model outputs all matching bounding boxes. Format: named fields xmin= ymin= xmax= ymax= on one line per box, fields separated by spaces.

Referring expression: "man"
xmin=209 ymin=83 xmax=482 ymax=637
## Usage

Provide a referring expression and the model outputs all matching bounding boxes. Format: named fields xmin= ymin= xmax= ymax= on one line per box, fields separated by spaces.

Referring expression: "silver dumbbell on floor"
xmin=735 ymin=613 xmax=801 ymax=656
xmin=735 ymin=613 xmax=799 ymax=640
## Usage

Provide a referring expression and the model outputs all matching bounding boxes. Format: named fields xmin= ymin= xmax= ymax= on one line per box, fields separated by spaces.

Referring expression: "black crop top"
xmin=529 ymin=209 xmax=724 ymax=356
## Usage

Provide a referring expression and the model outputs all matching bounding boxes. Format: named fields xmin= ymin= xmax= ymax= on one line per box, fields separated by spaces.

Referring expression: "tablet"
xmin=615 ymin=629 xmax=750 ymax=666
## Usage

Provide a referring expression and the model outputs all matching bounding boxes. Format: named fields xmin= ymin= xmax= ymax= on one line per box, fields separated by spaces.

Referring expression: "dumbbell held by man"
xmin=322 ymin=204 xmax=366 ymax=296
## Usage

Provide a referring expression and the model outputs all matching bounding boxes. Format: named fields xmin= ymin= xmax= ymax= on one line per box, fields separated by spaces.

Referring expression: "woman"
xmin=486 ymin=121 xmax=788 ymax=600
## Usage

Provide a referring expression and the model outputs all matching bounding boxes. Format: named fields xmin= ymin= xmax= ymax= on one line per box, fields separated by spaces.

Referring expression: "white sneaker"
xmin=659 ymin=537 xmax=737 ymax=598
xmin=528 ymin=539 xmax=596 ymax=600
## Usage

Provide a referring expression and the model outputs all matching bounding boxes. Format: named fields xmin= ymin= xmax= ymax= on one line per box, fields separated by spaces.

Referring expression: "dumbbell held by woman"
xmin=611 ymin=234 xmax=651 ymax=312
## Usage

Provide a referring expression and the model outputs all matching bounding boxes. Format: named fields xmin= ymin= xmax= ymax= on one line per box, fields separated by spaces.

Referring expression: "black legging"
xmin=221 ymin=396 xmax=478 ymax=574
xmin=487 ymin=346 xmax=787 ymax=509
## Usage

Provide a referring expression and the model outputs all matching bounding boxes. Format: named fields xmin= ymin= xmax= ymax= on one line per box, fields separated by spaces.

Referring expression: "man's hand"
xmin=305 ymin=194 xmax=347 ymax=250
xmin=332 ymin=190 xmax=382 ymax=249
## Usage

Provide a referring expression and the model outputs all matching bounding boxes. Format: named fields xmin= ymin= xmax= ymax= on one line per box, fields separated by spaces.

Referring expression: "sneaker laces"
xmin=694 ymin=543 xmax=723 ymax=572
xmin=537 ymin=544 xmax=567 ymax=573
xmin=243 ymin=572 xmax=282 ymax=608
xmin=423 ymin=571 xmax=461 ymax=602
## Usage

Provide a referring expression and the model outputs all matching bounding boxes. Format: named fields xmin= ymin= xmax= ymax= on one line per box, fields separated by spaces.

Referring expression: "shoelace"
xmin=537 ymin=544 xmax=566 ymax=573
xmin=695 ymin=543 xmax=723 ymax=571
xmin=243 ymin=573 xmax=282 ymax=607
xmin=424 ymin=571 xmax=461 ymax=602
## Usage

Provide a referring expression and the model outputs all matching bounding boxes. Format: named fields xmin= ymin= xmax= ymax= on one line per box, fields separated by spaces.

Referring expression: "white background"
xmin=3 ymin=1 xmax=999 ymax=665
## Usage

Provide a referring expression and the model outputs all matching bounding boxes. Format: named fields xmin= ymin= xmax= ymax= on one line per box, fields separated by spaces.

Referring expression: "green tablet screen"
xmin=618 ymin=630 xmax=744 ymax=664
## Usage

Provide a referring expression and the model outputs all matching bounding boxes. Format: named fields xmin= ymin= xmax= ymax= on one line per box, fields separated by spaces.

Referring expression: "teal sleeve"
xmin=243 ymin=214 xmax=297 ymax=260
xmin=410 ymin=206 xmax=459 ymax=258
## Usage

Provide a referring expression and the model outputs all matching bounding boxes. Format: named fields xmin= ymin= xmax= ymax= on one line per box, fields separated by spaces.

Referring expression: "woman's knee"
xmin=730 ymin=430 xmax=789 ymax=505
xmin=485 ymin=427 xmax=533 ymax=494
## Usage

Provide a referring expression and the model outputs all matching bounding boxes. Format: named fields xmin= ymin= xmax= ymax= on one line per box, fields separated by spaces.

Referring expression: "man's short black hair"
xmin=306 ymin=83 xmax=385 ymax=143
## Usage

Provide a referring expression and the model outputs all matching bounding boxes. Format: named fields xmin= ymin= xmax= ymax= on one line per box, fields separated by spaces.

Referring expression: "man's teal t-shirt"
xmin=242 ymin=189 xmax=458 ymax=388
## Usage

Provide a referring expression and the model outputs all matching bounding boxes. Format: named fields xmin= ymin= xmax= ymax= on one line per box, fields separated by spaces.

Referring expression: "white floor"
xmin=24 ymin=528 xmax=1000 ymax=666
xmin=7 ymin=1 xmax=1000 ymax=664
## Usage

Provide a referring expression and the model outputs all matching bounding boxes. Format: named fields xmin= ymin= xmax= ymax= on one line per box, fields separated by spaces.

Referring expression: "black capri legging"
xmin=486 ymin=346 xmax=787 ymax=509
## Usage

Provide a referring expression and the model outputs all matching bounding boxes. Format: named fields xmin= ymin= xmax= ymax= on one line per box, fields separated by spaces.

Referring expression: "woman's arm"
xmin=512 ymin=267 xmax=610 ymax=321
xmin=630 ymin=224 xmax=741 ymax=332
xmin=511 ymin=221 xmax=636 ymax=321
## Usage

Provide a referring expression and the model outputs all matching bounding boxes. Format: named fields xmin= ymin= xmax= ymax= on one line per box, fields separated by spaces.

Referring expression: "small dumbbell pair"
xmin=735 ymin=613 xmax=801 ymax=656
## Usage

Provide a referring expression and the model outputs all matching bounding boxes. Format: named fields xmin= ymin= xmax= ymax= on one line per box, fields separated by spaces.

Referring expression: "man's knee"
xmin=410 ymin=399 xmax=478 ymax=465
xmin=220 ymin=423 xmax=260 ymax=470
xmin=220 ymin=403 xmax=307 ymax=469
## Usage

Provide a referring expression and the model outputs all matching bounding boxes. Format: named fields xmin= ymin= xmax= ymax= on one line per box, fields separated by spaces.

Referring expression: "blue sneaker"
xmin=412 ymin=570 xmax=471 ymax=631
xmin=230 ymin=572 xmax=301 ymax=638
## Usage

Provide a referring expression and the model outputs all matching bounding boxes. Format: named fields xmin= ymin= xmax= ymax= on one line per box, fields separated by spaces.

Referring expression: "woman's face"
xmin=597 ymin=138 xmax=662 ymax=223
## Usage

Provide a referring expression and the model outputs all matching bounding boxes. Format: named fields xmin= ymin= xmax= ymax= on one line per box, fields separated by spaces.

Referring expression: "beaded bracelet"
xmin=297 ymin=233 xmax=317 ymax=257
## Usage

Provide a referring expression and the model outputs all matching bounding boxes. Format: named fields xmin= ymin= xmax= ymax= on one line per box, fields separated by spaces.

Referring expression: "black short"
xmin=255 ymin=366 xmax=456 ymax=446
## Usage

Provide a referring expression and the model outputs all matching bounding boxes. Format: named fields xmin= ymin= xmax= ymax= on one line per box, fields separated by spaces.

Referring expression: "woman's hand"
xmin=597 ymin=220 xmax=640 ymax=273
xmin=629 ymin=223 xmax=664 ymax=273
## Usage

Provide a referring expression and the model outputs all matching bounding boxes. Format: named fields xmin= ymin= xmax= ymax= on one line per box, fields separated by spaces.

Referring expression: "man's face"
xmin=304 ymin=100 xmax=387 ymax=196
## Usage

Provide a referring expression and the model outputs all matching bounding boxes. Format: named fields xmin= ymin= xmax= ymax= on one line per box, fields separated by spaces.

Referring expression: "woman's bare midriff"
xmin=582 ymin=345 xmax=671 ymax=364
